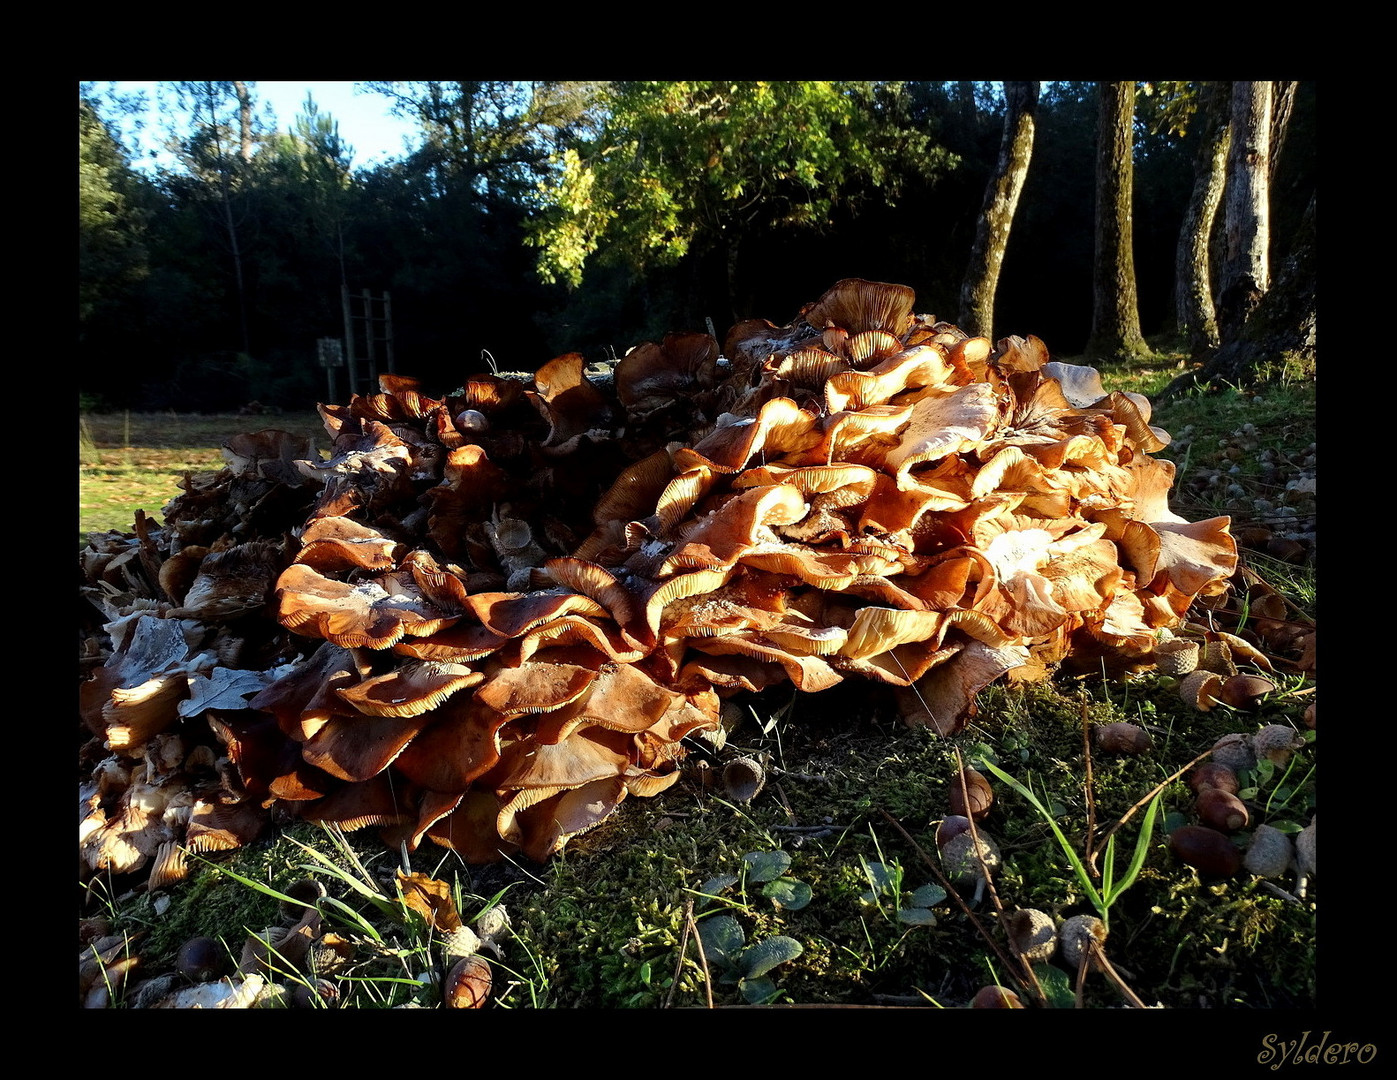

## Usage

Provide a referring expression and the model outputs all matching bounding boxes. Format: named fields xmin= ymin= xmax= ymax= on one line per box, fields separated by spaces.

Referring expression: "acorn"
xmin=1094 ymin=722 xmax=1152 ymax=755
xmin=720 ymin=756 xmax=765 ymax=803
xmin=1180 ymin=670 xmax=1223 ymax=711
xmin=1219 ymin=674 xmax=1276 ymax=711
xmin=1195 ymin=786 xmax=1249 ymax=832
xmin=444 ymin=954 xmax=492 ymax=1008
xmin=292 ymin=978 xmax=341 ymax=1009
xmin=970 ymin=985 xmax=1024 ymax=1008
xmin=175 ymin=936 xmax=225 ymax=983
xmin=1188 ymin=762 xmax=1239 ymax=796
xmin=1169 ymin=825 xmax=1242 ymax=876
xmin=278 ymin=878 xmax=326 ymax=925
xmin=935 ymin=815 xmax=973 ymax=850
xmin=1252 ymin=724 xmax=1304 ymax=766
xmin=948 ymin=767 xmax=993 ymax=820
xmin=1198 ymin=640 xmax=1238 ymax=676
xmin=940 ymin=830 xmax=1001 ymax=902
xmin=1296 ymin=817 xmax=1316 ymax=885
xmin=1153 ymin=638 xmax=1199 ymax=675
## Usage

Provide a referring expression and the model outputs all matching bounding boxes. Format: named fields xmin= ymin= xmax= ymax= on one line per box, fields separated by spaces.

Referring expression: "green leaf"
xmin=1103 ymin=792 xmax=1162 ymax=907
xmin=697 ymin=873 xmax=739 ymax=897
xmin=1034 ymin=962 xmax=1076 ymax=1009
xmin=743 ymin=850 xmax=791 ymax=883
xmin=896 ymin=907 xmax=937 ymax=926
xmin=319 ymin=895 xmax=383 ymax=941
xmin=762 ymin=877 xmax=812 ymax=911
xmin=739 ymin=935 xmax=804 ymax=979
xmin=696 ymin=915 xmax=745 ymax=969
xmin=907 ymin=883 xmax=947 ymax=908
xmin=859 ymin=858 xmax=899 ymax=893
xmin=739 ymin=976 xmax=778 ymax=1004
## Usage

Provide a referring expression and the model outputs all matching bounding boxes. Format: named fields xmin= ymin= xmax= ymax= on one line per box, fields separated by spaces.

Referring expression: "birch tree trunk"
xmin=1218 ymin=80 xmax=1273 ymax=344
xmin=958 ymin=81 xmax=1038 ymax=340
xmin=1175 ymin=81 xmax=1230 ymax=356
xmin=1086 ymin=81 xmax=1149 ymax=362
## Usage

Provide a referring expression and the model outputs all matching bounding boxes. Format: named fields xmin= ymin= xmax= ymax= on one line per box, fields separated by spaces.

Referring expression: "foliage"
xmin=79 ymin=91 xmax=151 ymax=331
xmin=528 ymin=81 xmax=955 ymax=290
xmin=363 ymin=81 xmax=603 ymax=206
xmin=78 ymin=80 xmax=1315 ymax=407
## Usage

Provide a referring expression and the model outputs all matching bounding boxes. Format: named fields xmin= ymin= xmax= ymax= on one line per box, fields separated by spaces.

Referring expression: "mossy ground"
xmin=87 ymin=668 xmax=1315 ymax=1010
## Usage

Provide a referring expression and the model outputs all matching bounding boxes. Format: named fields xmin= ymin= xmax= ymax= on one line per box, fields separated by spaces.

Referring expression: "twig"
xmin=772 ymin=781 xmax=797 ymax=825
xmin=689 ymin=904 xmax=715 ymax=1009
xmin=664 ymin=899 xmax=695 ymax=1009
xmin=1091 ymin=938 xmax=1148 ymax=1008
xmin=770 ymin=769 xmax=830 ymax=783
xmin=1082 ymin=696 xmax=1099 ymax=875
xmin=955 ymin=750 xmax=1052 ymax=1009
xmin=954 ymin=748 xmax=1008 ymax=921
xmin=1093 ymin=747 xmax=1214 ymax=855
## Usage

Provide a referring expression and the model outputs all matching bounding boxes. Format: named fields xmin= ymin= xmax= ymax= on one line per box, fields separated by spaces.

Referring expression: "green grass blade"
xmin=319 ymin=895 xmax=384 ymax=940
xmin=1103 ymin=792 xmax=1162 ymax=907
xmin=190 ymin=856 xmax=304 ymax=907
xmin=977 ymin=759 xmax=1104 ymax=918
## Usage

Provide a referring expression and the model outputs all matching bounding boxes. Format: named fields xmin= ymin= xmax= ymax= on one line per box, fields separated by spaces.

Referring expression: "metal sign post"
xmin=318 ymin=337 xmax=344 ymax=402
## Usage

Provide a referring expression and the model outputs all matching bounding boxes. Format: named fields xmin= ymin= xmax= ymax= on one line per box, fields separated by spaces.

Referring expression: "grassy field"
xmin=78 ymin=411 xmax=328 ymax=542
xmin=78 ymin=356 xmax=1318 ymax=1012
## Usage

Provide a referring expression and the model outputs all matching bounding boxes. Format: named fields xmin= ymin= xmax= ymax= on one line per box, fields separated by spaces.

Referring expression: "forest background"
xmin=78 ymin=80 xmax=1316 ymax=412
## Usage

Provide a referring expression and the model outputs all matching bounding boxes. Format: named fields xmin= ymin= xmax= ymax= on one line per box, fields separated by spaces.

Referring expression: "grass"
xmin=77 ymin=345 xmax=1317 ymax=1009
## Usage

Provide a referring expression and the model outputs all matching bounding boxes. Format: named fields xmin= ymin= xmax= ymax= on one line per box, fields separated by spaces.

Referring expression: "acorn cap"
xmin=1060 ymin=914 xmax=1107 ymax=969
xmin=1153 ymin=638 xmax=1199 ymax=675
xmin=720 ymin=756 xmax=766 ymax=803
xmin=1244 ymin=824 xmax=1295 ymax=878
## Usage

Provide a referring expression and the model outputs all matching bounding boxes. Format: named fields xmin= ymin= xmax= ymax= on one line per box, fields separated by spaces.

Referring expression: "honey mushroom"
xmin=80 ymin=277 xmax=1240 ymax=886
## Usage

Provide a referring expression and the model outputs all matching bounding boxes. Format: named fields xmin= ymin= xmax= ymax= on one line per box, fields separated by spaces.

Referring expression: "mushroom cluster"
xmin=79 ymin=278 xmax=1237 ymax=882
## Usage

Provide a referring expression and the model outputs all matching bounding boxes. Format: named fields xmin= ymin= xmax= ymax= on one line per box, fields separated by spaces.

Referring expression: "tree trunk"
xmin=1086 ymin=81 xmax=1149 ymax=362
xmin=1218 ymin=81 xmax=1273 ymax=344
xmin=1175 ymin=81 xmax=1230 ymax=356
xmin=1269 ymin=81 xmax=1298 ymax=186
xmin=234 ymin=81 xmax=254 ymax=164
xmin=1206 ymin=193 xmax=1314 ymax=385
xmin=958 ymin=81 xmax=1039 ymax=340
